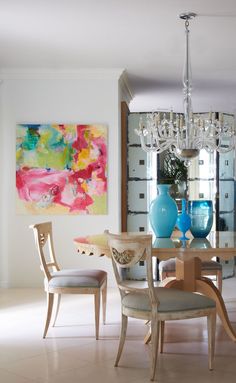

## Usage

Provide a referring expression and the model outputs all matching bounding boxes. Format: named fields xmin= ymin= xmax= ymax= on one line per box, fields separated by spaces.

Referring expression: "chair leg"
xmin=217 ymin=270 xmax=222 ymax=293
xmin=52 ymin=293 xmax=61 ymax=327
xmin=101 ymin=278 xmax=107 ymax=325
xmin=160 ymin=321 xmax=165 ymax=353
xmin=43 ymin=292 xmax=54 ymax=338
xmin=160 ymin=271 xmax=164 ymax=281
xmin=207 ymin=310 xmax=216 ymax=371
xmin=150 ymin=316 xmax=159 ymax=381
xmin=115 ymin=313 xmax=128 ymax=367
xmin=94 ymin=291 xmax=100 ymax=340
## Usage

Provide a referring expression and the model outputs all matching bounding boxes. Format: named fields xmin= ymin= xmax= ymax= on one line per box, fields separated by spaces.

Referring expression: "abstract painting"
xmin=16 ymin=124 xmax=107 ymax=214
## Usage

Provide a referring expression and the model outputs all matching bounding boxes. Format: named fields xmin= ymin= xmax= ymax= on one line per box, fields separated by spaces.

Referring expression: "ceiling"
xmin=1 ymin=0 xmax=236 ymax=113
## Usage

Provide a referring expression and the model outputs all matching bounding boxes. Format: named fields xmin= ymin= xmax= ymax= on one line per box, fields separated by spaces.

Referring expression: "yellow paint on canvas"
xmin=78 ymin=148 xmax=90 ymax=167
xmin=16 ymin=200 xmax=88 ymax=215
xmin=88 ymin=194 xmax=107 ymax=215
xmin=81 ymin=181 xmax=88 ymax=193
xmin=89 ymin=125 xmax=107 ymax=139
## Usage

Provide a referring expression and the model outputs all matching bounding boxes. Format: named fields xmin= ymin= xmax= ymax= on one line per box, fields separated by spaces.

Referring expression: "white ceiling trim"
xmin=119 ymin=71 xmax=133 ymax=105
xmin=0 ymin=68 xmax=124 ymax=80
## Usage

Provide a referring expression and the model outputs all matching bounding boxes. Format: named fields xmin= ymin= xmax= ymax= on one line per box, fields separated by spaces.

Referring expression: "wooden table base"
xmin=196 ymin=277 xmax=236 ymax=342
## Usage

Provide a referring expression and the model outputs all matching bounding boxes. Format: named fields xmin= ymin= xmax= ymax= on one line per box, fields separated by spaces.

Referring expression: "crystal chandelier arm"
xmin=135 ymin=11 xmax=236 ymax=164
xmin=139 ymin=133 xmax=177 ymax=154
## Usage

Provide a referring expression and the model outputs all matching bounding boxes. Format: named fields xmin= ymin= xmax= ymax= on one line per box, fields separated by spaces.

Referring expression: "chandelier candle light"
xmin=135 ymin=12 xmax=236 ymax=166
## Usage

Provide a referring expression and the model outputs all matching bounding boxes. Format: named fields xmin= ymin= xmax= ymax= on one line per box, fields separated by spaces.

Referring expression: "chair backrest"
xmin=30 ymin=222 xmax=60 ymax=281
xmin=105 ymin=230 xmax=158 ymax=307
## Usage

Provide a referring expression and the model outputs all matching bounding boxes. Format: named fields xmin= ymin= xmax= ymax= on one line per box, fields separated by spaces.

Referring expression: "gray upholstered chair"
xmin=159 ymin=258 xmax=222 ymax=292
xmin=30 ymin=222 xmax=107 ymax=339
xmin=105 ymin=230 xmax=216 ymax=381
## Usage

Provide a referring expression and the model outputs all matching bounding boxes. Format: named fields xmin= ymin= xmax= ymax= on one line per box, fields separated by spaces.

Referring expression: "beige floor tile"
xmin=2 ymin=352 xmax=89 ymax=381
xmin=0 ymin=275 xmax=236 ymax=382
xmin=0 ymin=368 xmax=37 ymax=383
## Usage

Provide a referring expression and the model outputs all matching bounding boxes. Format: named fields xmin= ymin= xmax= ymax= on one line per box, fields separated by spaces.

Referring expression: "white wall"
xmin=0 ymin=70 xmax=125 ymax=287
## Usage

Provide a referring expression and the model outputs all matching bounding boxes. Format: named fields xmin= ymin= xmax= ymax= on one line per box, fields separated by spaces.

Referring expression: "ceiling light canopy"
xmin=135 ymin=12 xmax=236 ymax=166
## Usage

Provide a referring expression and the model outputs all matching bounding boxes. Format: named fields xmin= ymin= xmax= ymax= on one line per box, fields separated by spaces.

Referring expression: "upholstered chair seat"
xmin=49 ymin=269 xmax=107 ymax=288
xmin=159 ymin=258 xmax=222 ymax=292
xmin=122 ymin=287 xmax=216 ymax=313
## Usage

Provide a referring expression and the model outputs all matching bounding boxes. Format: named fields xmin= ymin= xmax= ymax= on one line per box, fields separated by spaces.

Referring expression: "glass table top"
xmin=153 ymin=231 xmax=236 ymax=250
xmin=74 ymin=231 xmax=236 ymax=250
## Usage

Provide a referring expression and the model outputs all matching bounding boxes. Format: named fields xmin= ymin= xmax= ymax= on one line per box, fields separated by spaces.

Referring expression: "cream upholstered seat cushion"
xmin=159 ymin=258 xmax=176 ymax=272
xmin=49 ymin=269 xmax=107 ymax=288
xmin=159 ymin=258 xmax=222 ymax=273
xmin=201 ymin=261 xmax=222 ymax=270
xmin=122 ymin=288 xmax=216 ymax=313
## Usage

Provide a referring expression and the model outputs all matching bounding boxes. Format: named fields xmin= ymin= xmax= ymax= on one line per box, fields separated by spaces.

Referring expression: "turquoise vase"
xmin=176 ymin=199 xmax=191 ymax=240
xmin=149 ymin=184 xmax=178 ymax=238
xmin=189 ymin=200 xmax=213 ymax=238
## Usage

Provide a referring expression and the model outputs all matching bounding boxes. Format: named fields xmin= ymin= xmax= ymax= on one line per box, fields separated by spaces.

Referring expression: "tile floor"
xmin=0 ymin=276 xmax=236 ymax=383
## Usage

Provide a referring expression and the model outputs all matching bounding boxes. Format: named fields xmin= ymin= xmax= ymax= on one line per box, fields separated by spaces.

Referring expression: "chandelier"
xmin=135 ymin=12 xmax=236 ymax=166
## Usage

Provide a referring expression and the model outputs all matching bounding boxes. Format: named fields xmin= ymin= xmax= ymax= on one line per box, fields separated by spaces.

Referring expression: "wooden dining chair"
xmin=159 ymin=258 xmax=222 ymax=292
xmin=30 ymin=222 xmax=107 ymax=339
xmin=105 ymin=230 xmax=216 ymax=381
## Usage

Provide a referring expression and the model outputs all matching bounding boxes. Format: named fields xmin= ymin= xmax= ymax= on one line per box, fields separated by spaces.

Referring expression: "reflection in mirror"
xmin=190 ymin=238 xmax=212 ymax=249
xmin=153 ymin=238 xmax=175 ymax=249
xmin=126 ymin=111 xmax=235 ymax=280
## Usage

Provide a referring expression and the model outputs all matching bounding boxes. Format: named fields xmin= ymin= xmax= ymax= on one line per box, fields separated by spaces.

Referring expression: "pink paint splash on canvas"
xmin=16 ymin=124 xmax=107 ymax=214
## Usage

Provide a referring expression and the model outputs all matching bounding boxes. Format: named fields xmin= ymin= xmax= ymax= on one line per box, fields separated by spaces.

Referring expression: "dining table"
xmin=74 ymin=230 xmax=236 ymax=343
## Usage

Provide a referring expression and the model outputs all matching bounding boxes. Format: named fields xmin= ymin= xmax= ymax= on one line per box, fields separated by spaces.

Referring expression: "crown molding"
xmin=119 ymin=70 xmax=133 ymax=105
xmin=0 ymin=68 xmax=125 ymax=80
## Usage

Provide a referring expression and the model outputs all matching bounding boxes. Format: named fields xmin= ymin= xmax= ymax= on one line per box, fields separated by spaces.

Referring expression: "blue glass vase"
xmin=149 ymin=184 xmax=178 ymax=238
xmin=176 ymin=199 xmax=191 ymax=240
xmin=189 ymin=200 xmax=213 ymax=238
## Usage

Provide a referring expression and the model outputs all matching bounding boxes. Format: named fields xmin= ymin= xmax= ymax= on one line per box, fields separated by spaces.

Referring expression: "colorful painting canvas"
xmin=16 ymin=124 xmax=107 ymax=214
